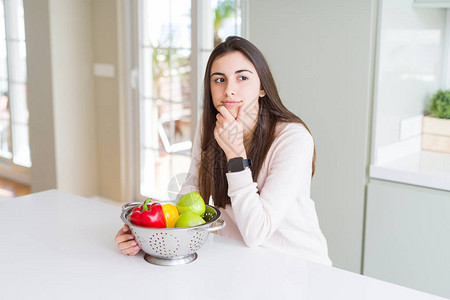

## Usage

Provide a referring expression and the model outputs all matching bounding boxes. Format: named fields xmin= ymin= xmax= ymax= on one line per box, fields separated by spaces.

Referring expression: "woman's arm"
xmin=227 ymin=125 xmax=314 ymax=247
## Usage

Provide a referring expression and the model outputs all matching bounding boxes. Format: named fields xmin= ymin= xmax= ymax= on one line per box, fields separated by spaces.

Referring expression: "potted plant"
xmin=422 ymin=90 xmax=450 ymax=153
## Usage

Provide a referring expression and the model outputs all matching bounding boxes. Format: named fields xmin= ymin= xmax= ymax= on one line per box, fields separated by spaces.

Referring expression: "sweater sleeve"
xmin=226 ymin=124 xmax=314 ymax=247
xmin=176 ymin=121 xmax=202 ymax=199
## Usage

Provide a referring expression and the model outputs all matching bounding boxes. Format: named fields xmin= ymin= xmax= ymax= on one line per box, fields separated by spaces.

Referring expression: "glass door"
xmin=135 ymin=0 xmax=245 ymax=200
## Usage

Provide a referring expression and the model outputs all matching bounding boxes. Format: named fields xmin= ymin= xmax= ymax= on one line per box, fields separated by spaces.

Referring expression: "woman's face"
xmin=210 ymin=51 xmax=265 ymax=128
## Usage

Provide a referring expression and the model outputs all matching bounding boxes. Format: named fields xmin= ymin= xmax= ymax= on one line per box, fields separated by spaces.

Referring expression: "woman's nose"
xmin=224 ymin=81 xmax=235 ymax=96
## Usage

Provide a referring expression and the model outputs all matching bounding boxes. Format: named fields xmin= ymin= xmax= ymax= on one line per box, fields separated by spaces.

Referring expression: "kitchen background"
xmin=1 ymin=0 xmax=449 ymax=298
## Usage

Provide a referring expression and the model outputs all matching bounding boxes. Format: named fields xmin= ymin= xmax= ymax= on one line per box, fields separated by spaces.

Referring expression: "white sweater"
xmin=178 ymin=122 xmax=332 ymax=266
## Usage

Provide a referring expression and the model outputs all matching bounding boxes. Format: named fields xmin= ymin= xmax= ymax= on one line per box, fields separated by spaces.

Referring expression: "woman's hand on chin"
xmin=214 ymin=105 xmax=247 ymax=161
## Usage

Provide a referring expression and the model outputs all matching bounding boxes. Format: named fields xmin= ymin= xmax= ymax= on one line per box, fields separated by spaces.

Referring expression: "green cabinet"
xmin=363 ymin=179 xmax=450 ymax=298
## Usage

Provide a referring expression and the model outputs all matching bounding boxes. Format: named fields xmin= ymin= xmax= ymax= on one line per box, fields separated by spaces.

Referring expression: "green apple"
xmin=175 ymin=211 xmax=206 ymax=228
xmin=202 ymin=205 xmax=216 ymax=223
xmin=177 ymin=192 xmax=206 ymax=216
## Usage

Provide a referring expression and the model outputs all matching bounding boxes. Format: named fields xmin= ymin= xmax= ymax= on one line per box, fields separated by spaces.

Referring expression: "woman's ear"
xmin=259 ymin=90 xmax=266 ymax=97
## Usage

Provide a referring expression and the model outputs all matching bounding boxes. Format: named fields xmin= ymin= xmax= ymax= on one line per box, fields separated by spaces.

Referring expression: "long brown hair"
xmin=198 ymin=36 xmax=316 ymax=208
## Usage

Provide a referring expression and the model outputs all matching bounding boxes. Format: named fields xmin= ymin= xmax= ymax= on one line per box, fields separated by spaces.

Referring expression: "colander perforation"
xmin=189 ymin=231 xmax=207 ymax=252
xmin=145 ymin=232 xmax=183 ymax=258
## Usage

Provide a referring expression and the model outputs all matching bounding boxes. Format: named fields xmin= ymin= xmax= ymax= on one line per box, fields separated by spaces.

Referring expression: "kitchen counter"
xmin=370 ymin=150 xmax=450 ymax=191
xmin=0 ymin=190 xmax=446 ymax=300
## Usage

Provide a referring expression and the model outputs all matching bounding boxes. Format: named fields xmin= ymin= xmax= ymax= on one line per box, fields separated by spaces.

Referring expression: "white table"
xmin=0 ymin=190 xmax=446 ymax=300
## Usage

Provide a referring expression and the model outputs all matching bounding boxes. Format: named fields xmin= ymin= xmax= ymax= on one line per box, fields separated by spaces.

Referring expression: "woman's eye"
xmin=239 ymin=76 xmax=248 ymax=80
xmin=214 ymin=78 xmax=225 ymax=83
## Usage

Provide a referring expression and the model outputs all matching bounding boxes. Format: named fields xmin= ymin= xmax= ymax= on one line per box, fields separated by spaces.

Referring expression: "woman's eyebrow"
xmin=210 ymin=69 xmax=254 ymax=78
xmin=210 ymin=72 xmax=225 ymax=78
xmin=235 ymin=69 xmax=253 ymax=74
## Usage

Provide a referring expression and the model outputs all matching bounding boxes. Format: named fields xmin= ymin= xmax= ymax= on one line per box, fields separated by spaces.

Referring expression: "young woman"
xmin=115 ymin=36 xmax=332 ymax=266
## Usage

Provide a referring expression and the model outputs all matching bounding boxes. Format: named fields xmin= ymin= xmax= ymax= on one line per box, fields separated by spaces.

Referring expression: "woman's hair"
xmin=198 ymin=36 xmax=316 ymax=208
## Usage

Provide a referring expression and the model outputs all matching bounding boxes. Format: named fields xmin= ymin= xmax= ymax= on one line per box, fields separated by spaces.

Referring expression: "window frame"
xmin=0 ymin=0 xmax=30 ymax=184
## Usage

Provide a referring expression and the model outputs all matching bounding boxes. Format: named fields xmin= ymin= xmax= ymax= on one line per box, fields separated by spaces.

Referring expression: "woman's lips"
xmin=222 ymin=100 xmax=242 ymax=107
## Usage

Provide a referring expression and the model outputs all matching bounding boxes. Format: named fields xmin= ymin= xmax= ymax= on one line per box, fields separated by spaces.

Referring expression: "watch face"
xmin=229 ymin=158 xmax=244 ymax=172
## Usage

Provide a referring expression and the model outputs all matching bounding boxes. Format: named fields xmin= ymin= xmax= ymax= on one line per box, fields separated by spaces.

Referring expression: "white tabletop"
xmin=0 ymin=190 xmax=445 ymax=300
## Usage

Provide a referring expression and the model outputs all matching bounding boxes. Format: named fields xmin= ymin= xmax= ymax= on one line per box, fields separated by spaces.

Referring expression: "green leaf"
xmin=429 ymin=89 xmax=450 ymax=119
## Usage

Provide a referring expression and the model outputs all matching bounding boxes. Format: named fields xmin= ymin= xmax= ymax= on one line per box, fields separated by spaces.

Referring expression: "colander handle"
xmin=121 ymin=202 xmax=142 ymax=211
xmin=199 ymin=219 xmax=226 ymax=232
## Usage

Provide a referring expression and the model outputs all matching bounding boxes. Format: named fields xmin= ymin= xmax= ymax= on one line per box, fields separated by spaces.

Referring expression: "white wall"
xmin=49 ymin=0 xmax=98 ymax=197
xmin=24 ymin=0 xmax=128 ymax=201
xmin=248 ymin=0 xmax=376 ymax=272
xmin=24 ymin=0 xmax=57 ymax=192
xmin=91 ymin=0 xmax=123 ymax=201
xmin=24 ymin=0 xmax=98 ymax=197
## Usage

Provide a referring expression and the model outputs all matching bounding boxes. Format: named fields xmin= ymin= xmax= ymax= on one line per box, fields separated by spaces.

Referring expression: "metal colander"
xmin=120 ymin=201 xmax=226 ymax=266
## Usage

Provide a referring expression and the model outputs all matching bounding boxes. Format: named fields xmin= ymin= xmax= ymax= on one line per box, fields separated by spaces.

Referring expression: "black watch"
xmin=227 ymin=157 xmax=252 ymax=173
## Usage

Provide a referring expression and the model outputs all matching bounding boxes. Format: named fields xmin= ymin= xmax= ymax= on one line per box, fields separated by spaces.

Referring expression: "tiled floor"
xmin=0 ymin=177 xmax=31 ymax=198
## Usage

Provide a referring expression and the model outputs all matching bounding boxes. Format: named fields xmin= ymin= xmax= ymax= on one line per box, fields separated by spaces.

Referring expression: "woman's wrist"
xmin=226 ymin=151 xmax=247 ymax=162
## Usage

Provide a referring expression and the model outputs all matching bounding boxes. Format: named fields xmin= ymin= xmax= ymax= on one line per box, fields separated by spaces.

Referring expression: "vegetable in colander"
xmin=130 ymin=199 xmax=166 ymax=228
xmin=161 ymin=204 xmax=179 ymax=228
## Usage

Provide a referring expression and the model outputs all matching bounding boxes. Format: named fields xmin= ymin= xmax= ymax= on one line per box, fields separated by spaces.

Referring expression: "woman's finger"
xmin=115 ymin=233 xmax=135 ymax=244
xmin=218 ymin=105 xmax=234 ymax=121
xmin=216 ymin=119 xmax=225 ymax=131
xmin=236 ymin=103 xmax=245 ymax=123
xmin=216 ymin=113 xmax=225 ymax=126
xmin=214 ymin=126 xmax=220 ymax=137
xmin=118 ymin=239 xmax=138 ymax=251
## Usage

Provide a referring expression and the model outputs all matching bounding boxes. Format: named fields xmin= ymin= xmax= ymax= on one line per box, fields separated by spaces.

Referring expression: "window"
xmin=133 ymin=0 xmax=245 ymax=200
xmin=0 ymin=0 xmax=31 ymax=169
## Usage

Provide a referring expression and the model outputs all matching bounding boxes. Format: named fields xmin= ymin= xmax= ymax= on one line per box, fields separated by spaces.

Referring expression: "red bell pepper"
xmin=130 ymin=199 xmax=166 ymax=228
